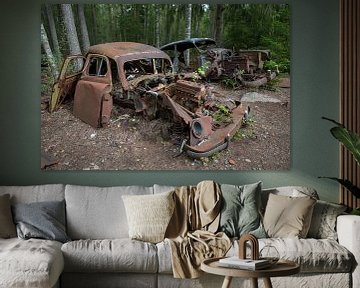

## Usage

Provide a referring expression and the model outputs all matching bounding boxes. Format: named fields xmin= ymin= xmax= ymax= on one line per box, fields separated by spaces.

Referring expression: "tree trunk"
xmin=41 ymin=23 xmax=59 ymax=80
xmin=155 ymin=5 xmax=160 ymax=47
xmin=213 ymin=4 xmax=224 ymax=46
xmin=45 ymin=4 xmax=61 ymax=62
xmin=184 ymin=4 xmax=192 ymax=66
xmin=78 ymin=4 xmax=90 ymax=53
xmin=61 ymin=4 xmax=82 ymax=56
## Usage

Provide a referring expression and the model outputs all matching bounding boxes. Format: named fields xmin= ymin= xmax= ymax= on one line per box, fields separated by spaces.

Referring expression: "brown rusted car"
xmin=50 ymin=42 xmax=247 ymax=158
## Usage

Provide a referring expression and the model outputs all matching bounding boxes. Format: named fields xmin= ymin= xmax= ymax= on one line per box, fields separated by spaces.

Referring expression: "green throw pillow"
xmin=218 ymin=182 xmax=266 ymax=238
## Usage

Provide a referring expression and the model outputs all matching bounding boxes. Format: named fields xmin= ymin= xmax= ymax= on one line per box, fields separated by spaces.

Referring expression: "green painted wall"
xmin=0 ymin=0 xmax=340 ymax=203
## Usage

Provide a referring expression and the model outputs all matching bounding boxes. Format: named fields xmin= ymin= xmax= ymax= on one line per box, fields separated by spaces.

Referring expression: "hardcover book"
xmin=218 ymin=257 xmax=271 ymax=270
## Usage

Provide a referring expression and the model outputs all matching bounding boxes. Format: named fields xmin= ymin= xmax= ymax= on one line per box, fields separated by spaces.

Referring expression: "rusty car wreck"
xmin=160 ymin=37 xmax=278 ymax=87
xmin=50 ymin=42 xmax=248 ymax=158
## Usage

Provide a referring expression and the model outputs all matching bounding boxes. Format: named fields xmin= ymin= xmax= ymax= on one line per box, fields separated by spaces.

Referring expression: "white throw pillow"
xmin=122 ymin=191 xmax=175 ymax=243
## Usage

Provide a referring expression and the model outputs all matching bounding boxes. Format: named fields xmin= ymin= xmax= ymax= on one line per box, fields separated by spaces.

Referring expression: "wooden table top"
xmin=201 ymin=257 xmax=300 ymax=278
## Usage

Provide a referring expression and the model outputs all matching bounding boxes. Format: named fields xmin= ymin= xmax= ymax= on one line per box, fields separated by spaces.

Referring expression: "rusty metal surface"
xmin=89 ymin=42 xmax=171 ymax=62
xmin=49 ymin=56 xmax=86 ymax=112
xmin=73 ymin=79 xmax=112 ymax=128
xmin=184 ymin=104 xmax=246 ymax=156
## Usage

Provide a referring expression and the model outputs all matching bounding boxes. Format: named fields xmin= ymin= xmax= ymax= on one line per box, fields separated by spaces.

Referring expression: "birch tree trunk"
xmin=61 ymin=4 xmax=82 ymax=56
xmin=45 ymin=4 xmax=61 ymax=61
xmin=184 ymin=4 xmax=192 ymax=67
xmin=78 ymin=4 xmax=90 ymax=53
xmin=155 ymin=5 xmax=160 ymax=48
xmin=41 ymin=23 xmax=59 ymax=80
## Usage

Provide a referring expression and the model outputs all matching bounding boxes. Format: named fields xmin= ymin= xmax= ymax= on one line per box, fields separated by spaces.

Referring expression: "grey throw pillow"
xmin=307 ymin=200 xmax=347 ymax=240
xmin=218 ymin=182 xmax=266 ymax=238
xmin=12 ymin=200 xmax=70 ymax=243
xmin=0 ymin=194 xmax=17 ymax=238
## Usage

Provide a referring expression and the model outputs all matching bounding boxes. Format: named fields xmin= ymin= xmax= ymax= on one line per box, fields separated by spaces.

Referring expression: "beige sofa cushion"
xmin=257 ymin=238 xmax=353 ymax=273
xmin=263 ymin=193 xmax=316 ymax=238
xmin=122 ymin=191 xmax=175 ymax=243
xmin=65 ymin=185 xmax=154 ymax=239
xmin=62 ymin=239 xmax=158 ymax=273
xmin=0 ymin=238 xmax=63 ymax=288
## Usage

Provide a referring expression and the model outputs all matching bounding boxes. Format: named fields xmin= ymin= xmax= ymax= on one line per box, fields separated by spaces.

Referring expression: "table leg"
xmin=221 ymin=276 xmax=233 ymax=288
xmin=251 ymin=278 xmax=258 ymax=288
xmin=263 ymin=277 xmax=273 ymax=288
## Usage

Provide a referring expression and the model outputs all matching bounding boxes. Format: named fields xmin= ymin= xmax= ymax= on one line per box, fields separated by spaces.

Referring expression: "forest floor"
xmin=41 ymin=77 xmax=290 ymax=171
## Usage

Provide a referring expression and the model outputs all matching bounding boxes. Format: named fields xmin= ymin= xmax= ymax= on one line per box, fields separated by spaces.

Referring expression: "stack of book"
xmin=218 ymin=257 xmax=271 ymax=270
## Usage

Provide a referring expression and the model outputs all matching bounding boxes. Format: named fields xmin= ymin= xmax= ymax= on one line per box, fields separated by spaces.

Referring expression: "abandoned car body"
xmin=50 ymin=42 xmax=248 ymax=158
xmin=160 ymin=38 xmax=278 ymax=87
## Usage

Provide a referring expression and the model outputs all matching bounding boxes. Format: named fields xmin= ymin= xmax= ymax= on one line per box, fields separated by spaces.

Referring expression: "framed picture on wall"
xmin=41 ymin=3 xmax=290 ymax=171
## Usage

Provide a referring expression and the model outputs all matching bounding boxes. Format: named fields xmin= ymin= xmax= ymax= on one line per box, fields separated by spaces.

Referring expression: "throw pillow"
xmin=217 ymin=182 xmax=267 ymax=238
xmin=12 ymin=200 xmax=70 ymax=243
xmin=263 ymin=193 xmax=316 ymax=238
xmin=307 ymin=200 xmax=347 ymax=240
xmin=0 ymin=194 xmax=17 ymax=238
xmin=122 ymin=191 xmax=175 ymax=243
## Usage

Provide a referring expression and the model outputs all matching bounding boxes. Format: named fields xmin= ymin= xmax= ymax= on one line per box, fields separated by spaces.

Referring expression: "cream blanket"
xmin=165 ymin=181 xmax=231 ymax=278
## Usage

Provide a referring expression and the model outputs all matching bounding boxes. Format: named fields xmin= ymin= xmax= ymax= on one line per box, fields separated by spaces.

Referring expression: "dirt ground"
xmin=41 ymin=78 xmax=290 ymax=171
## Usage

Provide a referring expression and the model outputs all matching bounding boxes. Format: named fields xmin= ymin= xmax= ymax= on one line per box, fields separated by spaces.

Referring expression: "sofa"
xmin=0 ymin=182 xmax=359 ymax=288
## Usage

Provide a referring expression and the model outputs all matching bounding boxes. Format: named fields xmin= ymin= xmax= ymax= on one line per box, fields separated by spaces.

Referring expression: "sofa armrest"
xmin=337 ymin=215 xmax=360 ymax=288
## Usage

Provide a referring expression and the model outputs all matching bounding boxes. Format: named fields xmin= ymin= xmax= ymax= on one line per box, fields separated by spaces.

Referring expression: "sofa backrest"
xmin=64 ymin=184 xmax=154 ymax=240
xmin=261 ymin=186 xmax=319 ymax=212
xmin=0 ymin=184 xmax=65 ymax=204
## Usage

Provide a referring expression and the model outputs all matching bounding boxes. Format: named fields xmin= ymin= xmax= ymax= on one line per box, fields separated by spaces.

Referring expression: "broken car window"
xmin=88 ymin=56 xmax=108 ymax=77
xmin=125 ymin=58 xmax=172 ymax=80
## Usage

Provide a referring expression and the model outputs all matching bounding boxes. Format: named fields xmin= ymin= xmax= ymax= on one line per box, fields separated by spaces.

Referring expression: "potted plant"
xmin=321 ymin=117 xmax=360 ymax=215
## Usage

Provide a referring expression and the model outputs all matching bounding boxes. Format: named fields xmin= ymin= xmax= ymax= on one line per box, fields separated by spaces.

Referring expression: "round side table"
xmin=201 ymin=257 xmax=300 ymax=288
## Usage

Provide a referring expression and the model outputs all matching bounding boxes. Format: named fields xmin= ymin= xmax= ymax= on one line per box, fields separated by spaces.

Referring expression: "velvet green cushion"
xmin=12 ymin=200 xmax=70 ymax=243
xmin=0 ymin=194 xmax=16 ymax=238
xmin=218 ymin=182 xmax=266 ymax=238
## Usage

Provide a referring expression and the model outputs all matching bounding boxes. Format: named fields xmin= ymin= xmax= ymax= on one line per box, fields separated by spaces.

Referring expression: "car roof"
xmin=160 ymin=38 xmax=216 ymax=53
xmin=88 ymin=42 xmax=171 ymax=61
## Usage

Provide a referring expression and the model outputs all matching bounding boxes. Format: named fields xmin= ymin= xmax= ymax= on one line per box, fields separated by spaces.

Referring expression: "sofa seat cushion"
xmin=62 ymin=239 xmax=158 ymax=273
xmin=226 ymin=238 xmax=353 ymax=273
xmin=0 ymin=238 xmax=64 ymax=288
xmin=157 ymin=238 xmax=354 ymax=274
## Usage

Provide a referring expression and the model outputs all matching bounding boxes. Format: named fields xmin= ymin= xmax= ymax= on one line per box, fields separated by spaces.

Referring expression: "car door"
xmin=49 ymin=56 xmax=86 ymax=112
xmin=73 ymin=54 xmax=113 ymax=128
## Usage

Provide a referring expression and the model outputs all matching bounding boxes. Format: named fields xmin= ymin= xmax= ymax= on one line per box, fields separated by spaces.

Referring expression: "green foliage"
xmin=232 ymin=117 xmax=256 ymax=141
xmin=212 ymin=104 xmax=232 ymax=125
xmin=196 ymin=61 xmax=211 ymax=77
xmin=221 ymin=77 xmax=238 ymax=89
xmin=320 ymin=117 xmax=360 ymax=199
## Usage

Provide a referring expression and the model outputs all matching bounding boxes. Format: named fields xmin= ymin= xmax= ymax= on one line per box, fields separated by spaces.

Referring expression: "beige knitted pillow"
xmin=122 ymin=191 xmax=175 ymax=243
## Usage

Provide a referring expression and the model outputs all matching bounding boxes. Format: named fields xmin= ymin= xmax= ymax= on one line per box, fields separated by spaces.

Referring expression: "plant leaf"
xmin=319 ymin=177 xmax=360 ymax=199
xmin=322 ymin=117 xmax=360 ymax=165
